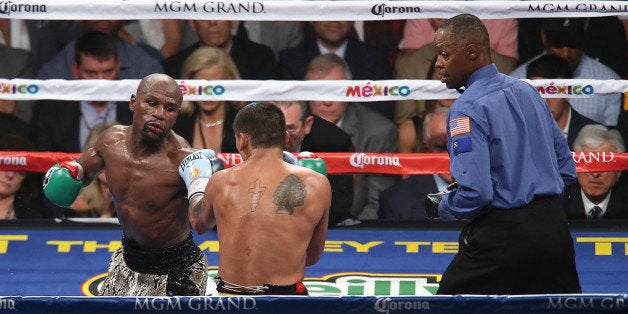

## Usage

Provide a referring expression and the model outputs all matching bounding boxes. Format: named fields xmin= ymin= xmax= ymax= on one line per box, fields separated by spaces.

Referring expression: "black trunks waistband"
xmin=122 ymin=232 xmax=203 ymax=275
xmin=215 ymin=277 xmax=308 ymax=295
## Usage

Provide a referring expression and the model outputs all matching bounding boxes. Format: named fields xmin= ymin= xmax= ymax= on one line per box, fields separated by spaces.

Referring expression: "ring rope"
xmin=0 ymin=79 xmax=624 ymax=101
xmin=1 ymin=1 xmax=627 ymax=21
xmin=1 ymin=151 xmax=626 ymax=174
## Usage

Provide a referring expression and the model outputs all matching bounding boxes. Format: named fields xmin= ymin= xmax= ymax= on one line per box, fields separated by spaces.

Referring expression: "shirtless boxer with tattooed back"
xmin=43 ymin=73 xmax=220 ymax=296
xmin=190 ymin=102 xmax=331 ymax=295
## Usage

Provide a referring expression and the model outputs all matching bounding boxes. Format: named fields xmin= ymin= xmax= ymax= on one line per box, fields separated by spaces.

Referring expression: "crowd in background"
xmin=1 ymin=17 xmax=627 ymax=223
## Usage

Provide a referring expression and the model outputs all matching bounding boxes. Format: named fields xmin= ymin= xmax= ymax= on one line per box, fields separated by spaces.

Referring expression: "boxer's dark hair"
xmin=234 ymin=102 xmax=286 ymax=148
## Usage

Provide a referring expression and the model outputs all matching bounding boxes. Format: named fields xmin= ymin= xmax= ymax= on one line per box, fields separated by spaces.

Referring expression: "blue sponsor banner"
xmin=0 ymin=222 xmax=627 ymax=296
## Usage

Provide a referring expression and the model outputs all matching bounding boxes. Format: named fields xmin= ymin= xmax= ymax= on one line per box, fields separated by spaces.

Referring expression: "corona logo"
xmin=349 ymin=153 xmax=401 ymax=169
xmin=0 ymin=1 xmax=46 ymax=15
xmin=374 ymin=297 xmax=430 ymax=313
xmin=371 ymin=3 xmax=420 ymax=18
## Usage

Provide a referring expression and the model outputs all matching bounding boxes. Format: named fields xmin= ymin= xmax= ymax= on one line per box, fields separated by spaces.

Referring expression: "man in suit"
xmin=163 ymin=20 xmax=277 ymax=80
xmin=236 ymin=21 xmax=303 ymax=59
xmin=379 ymin=107 xmax=454 ymax=220
xmin=564 ymin=124 xmax=628 ymax=219
xmin=510 ymin=18 xmax=622 ymax=127
xmin=279 ymin=21 xmax=393 ymax=121
xmin=305 ymin=53 xmax=399 ymax=220
xmin=0 ymin=43 xmax=33 ymax=126
xmin=36 ymin=20 xmax=163 ymax=80
xmin=0 ymin=19 xmax=82 ymax=73
xmin=271 ymin=100 xmax=358 ymax=227
xmin=527 ymin=54 xmax=599 ymax=150
xmin=29 ymin=31 xmax=132 ymax=153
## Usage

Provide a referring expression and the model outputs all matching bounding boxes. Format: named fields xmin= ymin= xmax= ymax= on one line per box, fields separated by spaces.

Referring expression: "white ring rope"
xmin=0 ymin=79 xmax=625 ymax=101
xmin=1 ymin=1 xmax=628 ymax=20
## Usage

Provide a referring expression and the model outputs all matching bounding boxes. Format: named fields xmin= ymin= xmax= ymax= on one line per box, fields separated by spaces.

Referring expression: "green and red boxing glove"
xmin=297 ymin=151 xmax=327 ymax=176
xmin=43 ymin=160 xmax=84 ymax=207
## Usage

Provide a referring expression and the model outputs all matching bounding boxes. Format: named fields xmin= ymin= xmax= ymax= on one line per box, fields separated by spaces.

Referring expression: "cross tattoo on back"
xmin=248 ymin=179 xmax=266 ymax=212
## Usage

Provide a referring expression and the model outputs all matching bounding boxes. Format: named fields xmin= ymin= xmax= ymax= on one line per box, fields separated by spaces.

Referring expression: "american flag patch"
xmin=449 ymin=117 xmax=470 ymax=137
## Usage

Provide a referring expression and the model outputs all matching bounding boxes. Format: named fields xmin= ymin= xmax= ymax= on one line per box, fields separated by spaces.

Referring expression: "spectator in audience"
xmin=518 ymin=16 xmax=627 ymax=78
xmin=36 ymin=20 xmax=163 ymax=80
xmin=400 ymin=18 xmax=519 ymax=67
xmin=29 ymin=31 xmax=133 ymax=153
xmin=279 ymin=21 xmax=393 ymax=121
xmin=0 ymin=43 xmax=32 ymax=79
xmin=0 ymin=19 xmax=82 ymax=73
xmin=122 ymin=20 xmax=191 ymax=60
xmin=163 ymin=20 xmax=277 ymax=79
xmin=305 ymin=53 xmax=399 ymax=220
xmin=363 ymin=20 xmax=405 ymax=67
xmin=301 ymin=20 xmax=405 ymax=67
xmin=0 ymin=98 xmax=28 ymax=137
xmin=526 ymin=54 xmax=599 ymax=150
xmin=236 ymin=21 xmax=304 ymax=59
xmin=510 ymin=18 xmax=622 ymax=127
xmin=400 ymin=18 xmax=519 ymax=65
xmin=67 ymin=121 xmax=119 ymax=218
xmin=396 ymin=57 xmax=456 ymax=156
xmin=172 ymin=46 xmax=242 ymax=153
xmin=0 ymin=43 xmax=35 ymax=123
xmin=564 ymin=125 xmax=628 ymax=219
xmin=270 ymin=100 xmax=358 ymax=227
xmin=379 ymin=107 xmax=454 ymax=220
xmin=280 ymin=21 xmax=391 ymax=81
xmin=0 ymin=133 xmax=50 ymax=219
xmin=0 ymin=43 xmax=31 ymax=133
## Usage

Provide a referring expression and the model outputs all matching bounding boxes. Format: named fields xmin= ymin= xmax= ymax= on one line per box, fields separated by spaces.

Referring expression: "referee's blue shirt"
xmin=439 ymin=64 xmax=576 ymax=221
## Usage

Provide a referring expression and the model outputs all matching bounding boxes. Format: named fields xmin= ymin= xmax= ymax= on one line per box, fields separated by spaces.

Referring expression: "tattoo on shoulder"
xmin=273 ymin=174 xmax=306 ymax=215
xmin=248 ymin=179 xmax=266 ymax=212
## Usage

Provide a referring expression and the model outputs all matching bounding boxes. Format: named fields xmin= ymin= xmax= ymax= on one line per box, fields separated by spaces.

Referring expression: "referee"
xmin=430 ymin=14 xmax=581 ymax=294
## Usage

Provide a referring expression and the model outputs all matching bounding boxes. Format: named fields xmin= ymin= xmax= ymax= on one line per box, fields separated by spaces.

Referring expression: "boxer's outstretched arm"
xmin=43 ymin=135 xmax=105 ymax=207
xmin=77 ymin=145 xmax=106 ymax=184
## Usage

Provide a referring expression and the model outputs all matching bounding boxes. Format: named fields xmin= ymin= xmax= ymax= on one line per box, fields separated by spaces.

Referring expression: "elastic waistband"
xmin=122 ymin=233 xmax=203 ymax=275
xmin=215 ymin=277 xmax=308 ymax=295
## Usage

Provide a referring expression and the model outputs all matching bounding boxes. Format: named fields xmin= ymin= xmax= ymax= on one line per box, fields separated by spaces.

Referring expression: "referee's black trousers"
xmin=437 ymin=197 xmax=582 ymax=295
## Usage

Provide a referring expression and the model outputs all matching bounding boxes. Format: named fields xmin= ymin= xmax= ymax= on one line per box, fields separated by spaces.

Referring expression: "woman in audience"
xmin=173 ymin=46 xmax=242 ymax=153
xmin=0 ymin=133 xmax=47 ymax=219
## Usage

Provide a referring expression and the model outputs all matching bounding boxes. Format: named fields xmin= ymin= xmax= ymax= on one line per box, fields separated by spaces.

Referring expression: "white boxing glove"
xmin=179 ymin=149 xmax=224 ymax=200
xmin=282 ymin=151 xmax=299 ymax=165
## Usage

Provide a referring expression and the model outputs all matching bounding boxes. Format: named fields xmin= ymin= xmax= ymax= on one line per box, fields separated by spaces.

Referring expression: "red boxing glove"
xmin=59 ymin=160 xmax=84 ymax=181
